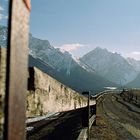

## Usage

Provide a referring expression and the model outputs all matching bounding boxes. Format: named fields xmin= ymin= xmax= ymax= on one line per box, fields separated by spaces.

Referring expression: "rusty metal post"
xmin=82 ymin=91 xmax=90 ymax=140
xmin=92 ymin=104 xmax=96 ymax=126
xmin=4 ymin=0 xmax=30 ymax=140
xmin=87 ymin=91 xmax=90 ymax=140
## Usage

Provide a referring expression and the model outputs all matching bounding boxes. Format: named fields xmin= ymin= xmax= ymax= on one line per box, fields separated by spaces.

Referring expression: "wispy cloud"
xmin=132 ymin=51 xmax=140 ymax=55
xmin=0 ymin=13 xmax=8 ymax=20
xmin=56 ymin=43 xmax=85 ymax=52
xmin=0 ymin=5 xmax=8 ymax=21
xmin=0 ymin=6 xmax=4 ymax=11
xmin=124 ymin=51 xmax=140 ymax=60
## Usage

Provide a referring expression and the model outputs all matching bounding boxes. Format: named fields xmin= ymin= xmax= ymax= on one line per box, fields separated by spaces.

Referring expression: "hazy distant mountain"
xmin=126 ymin=73 xmax=140 ymax=88
xmin=127 ymin=57 xmax=140 ymax=72
xmin=126 ymin=58 xmax=140 ymax=88
xmin=81 ymin=47 xmax=138 ymax=85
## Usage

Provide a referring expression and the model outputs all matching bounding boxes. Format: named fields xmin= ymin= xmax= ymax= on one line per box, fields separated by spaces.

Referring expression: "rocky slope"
xmin=127 ymin=57 xmax=140 ymax=72
xmin=29 ymin=55 xmax=116 ymax=93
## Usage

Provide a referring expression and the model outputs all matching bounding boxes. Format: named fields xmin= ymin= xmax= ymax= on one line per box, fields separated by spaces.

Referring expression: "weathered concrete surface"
xmin=27 ymin=67 xmax=95 ymax=118
xmin=0 ymin=47 xmax=6 ymax=137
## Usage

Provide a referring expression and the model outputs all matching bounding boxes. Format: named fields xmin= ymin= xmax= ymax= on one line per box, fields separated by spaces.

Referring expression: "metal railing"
xmin=77 ymin=91 xmax=96 ymax=140
xmin=77 ymin=104 xmax=96 ymax=140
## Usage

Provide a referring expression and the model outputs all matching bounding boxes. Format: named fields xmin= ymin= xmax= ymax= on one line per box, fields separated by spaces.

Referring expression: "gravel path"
xmin=90 ymin=93 xmax=140 ymax=140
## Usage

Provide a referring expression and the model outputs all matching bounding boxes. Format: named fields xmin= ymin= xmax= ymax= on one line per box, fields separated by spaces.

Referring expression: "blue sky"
xmin=1 ymin=0 xmax=140 ymax=59
xmin=30 ymin=0 xmax=140 ymax=59
xmin=0 ymin=0 xmax=8 ymax=25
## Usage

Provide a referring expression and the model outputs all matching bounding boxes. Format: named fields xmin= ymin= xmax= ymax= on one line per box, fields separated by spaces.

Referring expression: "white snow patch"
xmin=104 ymin=87 xmax=117 ymax=90
xmin=58 ymin=48 xmax=67 ymax=54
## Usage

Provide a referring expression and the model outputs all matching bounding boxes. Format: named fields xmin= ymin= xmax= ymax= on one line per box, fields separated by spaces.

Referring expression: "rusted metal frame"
xmin=4 ymin=0 xmax=30 ymax=140
xmin=81 ymin=91 xmax=90 ymax=140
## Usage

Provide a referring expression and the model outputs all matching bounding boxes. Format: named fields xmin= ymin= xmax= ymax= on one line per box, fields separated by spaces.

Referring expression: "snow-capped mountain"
xmin=0 ymin=26 xmax=116 ymax=93
xmin=2 ymin=25 xmax=136 ymax=92
xmin=29 ymin=35 xmax=117 ymax=93
xmin=29 ymin=34 xmax=95 ymax=75
xmin=81 ymin=47 xmax=138 ymax=85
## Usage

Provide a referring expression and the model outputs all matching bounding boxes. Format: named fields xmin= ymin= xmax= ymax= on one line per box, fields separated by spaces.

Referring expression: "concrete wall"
xmin=27 ymin=67 xmax=95 ymax=118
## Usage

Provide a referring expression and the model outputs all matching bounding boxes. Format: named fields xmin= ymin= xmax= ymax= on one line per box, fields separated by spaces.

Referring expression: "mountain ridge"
xmin=28 ymin=35 xmax=117 ymax=93
xmin=2 ymin=25 xmax=140 ymax=91
xmin=81 ymin=47 xmax=139 ymax=85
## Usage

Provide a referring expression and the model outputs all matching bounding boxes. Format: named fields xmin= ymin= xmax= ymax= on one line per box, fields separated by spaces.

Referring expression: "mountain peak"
xmin=94 ymin=47 xmax=108 ymax=51
xmin=83 ymin=47 xmax=109 ymax=58
xmin=81 ymin=47 xmax=138 ymax=85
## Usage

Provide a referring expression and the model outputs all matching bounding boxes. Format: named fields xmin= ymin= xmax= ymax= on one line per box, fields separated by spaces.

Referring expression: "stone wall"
xmin=27 ymin=67 xmax=95 ymax=118
xmin=0 ymin=47 xmax=6 ymax=137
